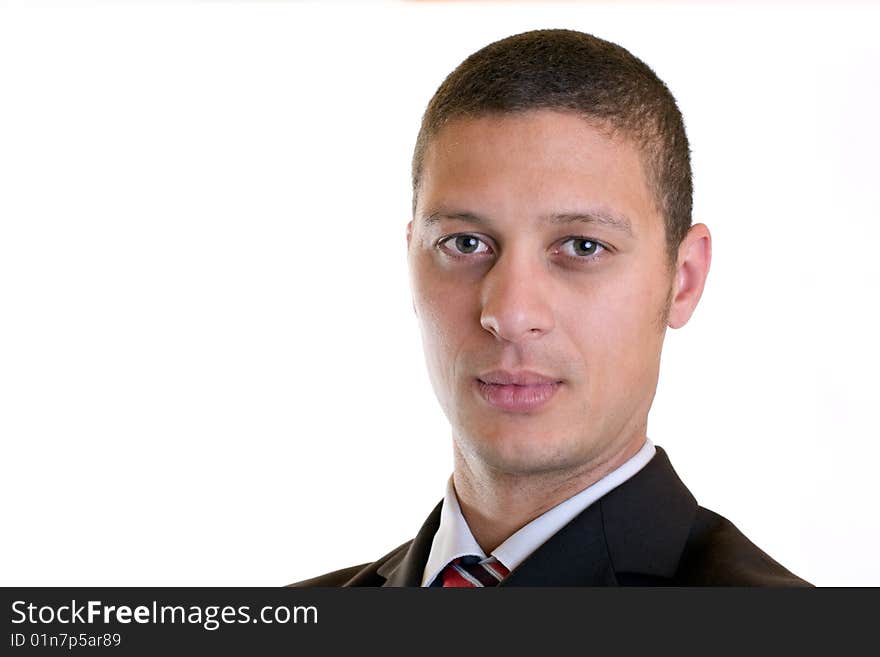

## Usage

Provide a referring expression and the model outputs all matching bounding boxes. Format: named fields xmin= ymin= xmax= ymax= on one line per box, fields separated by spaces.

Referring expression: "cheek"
xmin=565 ymin=276 xmax=665 ymax=378
xmin=412 ymin=266 xmax=478 ymax=379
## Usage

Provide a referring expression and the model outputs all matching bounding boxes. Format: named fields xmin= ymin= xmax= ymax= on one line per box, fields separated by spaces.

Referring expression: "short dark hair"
xmin=412 ymin=29 xmax=692 ymax=269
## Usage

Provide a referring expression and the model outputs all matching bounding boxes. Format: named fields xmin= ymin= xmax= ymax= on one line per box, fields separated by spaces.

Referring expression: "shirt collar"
xmin=421 ymin=438 xmax=656 ymax=586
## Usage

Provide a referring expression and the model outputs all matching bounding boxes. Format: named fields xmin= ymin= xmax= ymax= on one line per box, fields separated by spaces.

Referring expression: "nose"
xmin=479 ymin=251 xmax=556 ymax=343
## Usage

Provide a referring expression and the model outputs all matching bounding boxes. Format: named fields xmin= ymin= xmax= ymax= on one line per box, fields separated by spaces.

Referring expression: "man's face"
xmin=407 ymin=110 xmax=675 ymax=476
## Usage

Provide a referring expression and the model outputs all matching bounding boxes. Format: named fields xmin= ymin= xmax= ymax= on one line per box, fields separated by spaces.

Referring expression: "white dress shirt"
xmin=421 ymin=438 xmax=657 ymax=586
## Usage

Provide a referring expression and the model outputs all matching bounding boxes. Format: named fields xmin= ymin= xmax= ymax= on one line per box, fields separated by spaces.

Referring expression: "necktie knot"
xmin=438 ymin=556 xmax=510 ymax=587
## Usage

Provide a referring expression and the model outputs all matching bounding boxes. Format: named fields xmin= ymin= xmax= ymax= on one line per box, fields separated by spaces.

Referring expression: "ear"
xmin=667 ymin=223 xmax=712 ymax=329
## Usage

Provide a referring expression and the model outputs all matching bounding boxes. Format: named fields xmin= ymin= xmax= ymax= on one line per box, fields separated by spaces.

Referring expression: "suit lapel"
xmin=376 ymin=501 xmax=443 ymax=587
xmin=500 ymin=501 xmax=618 ymax=586
xmin=600 ymin=446 xmax=697 ymax=579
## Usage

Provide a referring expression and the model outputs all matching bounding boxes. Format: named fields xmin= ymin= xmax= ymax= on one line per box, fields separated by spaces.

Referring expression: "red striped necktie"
xmin=438 ymin=555 xmax=510 ymax=587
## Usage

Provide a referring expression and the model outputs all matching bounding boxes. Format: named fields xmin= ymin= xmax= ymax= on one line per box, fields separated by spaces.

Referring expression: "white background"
xmin=1 ymin=1 xmax=877 ymax=587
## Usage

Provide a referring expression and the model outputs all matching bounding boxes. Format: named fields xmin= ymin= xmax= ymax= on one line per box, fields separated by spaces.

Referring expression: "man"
xmin=292 ymin=29 xmax=810 ymax=587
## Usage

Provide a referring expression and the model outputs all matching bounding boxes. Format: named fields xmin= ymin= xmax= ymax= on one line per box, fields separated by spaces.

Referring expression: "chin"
xmin=462 ymin=431 xmax=583 ymax=476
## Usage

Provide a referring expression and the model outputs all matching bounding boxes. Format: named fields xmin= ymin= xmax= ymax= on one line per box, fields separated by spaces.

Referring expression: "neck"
xmin=451 ymin=435 xmax=646 ymax=554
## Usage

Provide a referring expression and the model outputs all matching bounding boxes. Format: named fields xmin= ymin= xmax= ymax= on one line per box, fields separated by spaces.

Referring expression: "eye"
xmin=437 ymin=234 xmax=493 ymax=258
xmin=557 ymin=237 xmax=607 ymax=260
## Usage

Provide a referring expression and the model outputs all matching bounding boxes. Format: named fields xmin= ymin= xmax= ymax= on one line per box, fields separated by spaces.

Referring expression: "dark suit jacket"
xmin=291 ymin=446 xmax=811 ymax=587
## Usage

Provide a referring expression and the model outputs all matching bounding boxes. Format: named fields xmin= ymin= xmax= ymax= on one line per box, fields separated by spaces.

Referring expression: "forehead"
xmin=417 ymin=110 xmax=660 ymax=239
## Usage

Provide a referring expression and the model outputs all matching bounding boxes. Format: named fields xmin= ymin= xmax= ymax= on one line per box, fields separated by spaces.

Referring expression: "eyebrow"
xmin=422 ymin=209 xmax=634 ymax=237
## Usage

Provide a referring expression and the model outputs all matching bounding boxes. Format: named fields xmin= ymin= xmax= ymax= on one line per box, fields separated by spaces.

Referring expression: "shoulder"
xmin=674 ymin=507 xmax=812 ymax=586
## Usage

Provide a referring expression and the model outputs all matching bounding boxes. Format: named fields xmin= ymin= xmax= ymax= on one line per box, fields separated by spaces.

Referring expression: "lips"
xmin=475 ymin=370 xmax=562 ymax=413
xmin=478 ymin=369 xmax=561 ymax=386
